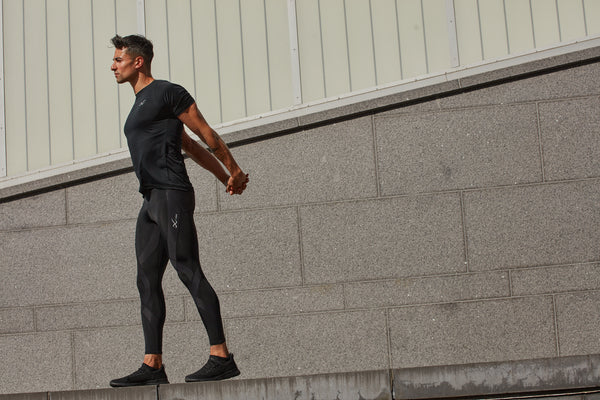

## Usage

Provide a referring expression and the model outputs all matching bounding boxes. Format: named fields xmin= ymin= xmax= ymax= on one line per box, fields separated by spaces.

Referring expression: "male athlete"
xmin=108 ymin=34 xmax=248 ymax=387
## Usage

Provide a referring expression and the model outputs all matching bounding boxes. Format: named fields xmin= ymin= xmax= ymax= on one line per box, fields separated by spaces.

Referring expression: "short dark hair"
xmin=111 ymin=34 xmax=154 ymax=65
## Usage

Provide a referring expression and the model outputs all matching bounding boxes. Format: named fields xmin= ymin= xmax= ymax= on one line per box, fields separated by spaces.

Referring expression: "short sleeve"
xmin=164 ymin=82 xmax=195 ymax=116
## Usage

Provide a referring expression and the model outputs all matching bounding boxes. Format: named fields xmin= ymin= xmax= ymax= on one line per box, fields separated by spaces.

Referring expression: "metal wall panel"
xmin=167 ymin=0 xmax=195 ymax=96
xmin=48 ymin=0 xmax=74 ymax=165
xmin=423 ymin=0 xmax=452 ymax=73
xmin=345 ymin=0 xmax=376 ymax=92
xmin=585 ymin=0 xmax=600 ymax=35
xmin=240 ymin=0 xmax=271 ymax=116
xmin=24 ymin=0 xmax=50 ymax=171
xmin=558 ymin=0 xmax=587 ymax=41
xmin=70 ymin=0 xmax=97 ymax=161
xmin=505 ymin=0 xmax=535 ymax=54
xmin=371 ymin=0 xmax=402 ymax=85
xmin=93 ymin=0 xmax=122 ymax=154
xmin=479 ymin=0 xmax=509 ymax=60
xmin=190 ymin=0 xmax=221 ymax=124
xmin=319 ymin=0 xmax=350 ymax=98
xmin=397 ymin=0 xmax=428 ymax=77
xmin=266 ymin=0 xmax=294 ymax=110
xmin=531 ymin=0 xmax=561 ymax=47
xmin=4 ymin=0 xmax=27 ymax=176
xmin=455 ymin=0 xmax=482 ymax=65
xmin=216 ymin=0 xmax=246 ymax=122
xmin=296 ymin=0 xmax=324 ymax=102
xmin=115 ymin=0 xmax=137 ymax=142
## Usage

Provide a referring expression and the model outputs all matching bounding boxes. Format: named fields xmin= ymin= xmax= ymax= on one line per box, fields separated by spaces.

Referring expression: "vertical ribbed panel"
xmin=1 ymin=0 xmax=598 ymax=177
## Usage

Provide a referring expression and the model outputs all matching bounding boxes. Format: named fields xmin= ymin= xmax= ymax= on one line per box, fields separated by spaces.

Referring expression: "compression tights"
xmin=135 ymin=188 xmax=225 ymax=354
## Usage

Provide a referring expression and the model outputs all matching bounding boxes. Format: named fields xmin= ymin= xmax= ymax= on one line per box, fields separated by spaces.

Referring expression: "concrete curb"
xmin=3 ymin=355 xmax=600 ymax=400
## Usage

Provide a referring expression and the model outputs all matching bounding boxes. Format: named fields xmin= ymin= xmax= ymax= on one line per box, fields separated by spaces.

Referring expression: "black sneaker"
xmin=185 ymin=354 xmax=241 ymax=382
xmin=109 ymin=363 xmax=169 ymax=387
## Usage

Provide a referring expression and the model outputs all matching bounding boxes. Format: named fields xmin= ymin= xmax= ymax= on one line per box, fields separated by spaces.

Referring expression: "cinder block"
xmin=49 ymin=386 xmax=156 ymax=400
xmin=73 ymin=325 xmax=145 ymax=389
xmin=35 ymin=297 xmax=184 ymax=332
xmin=185 ymin=284 xmax=344 ymax=319
xmin=463 ymin=180 xmax=600 ymax=271
xmin=375 ymin=104 xmax=542 ymax=196
xmin=66 ymin=172 xmax=141 ymax=224
xmin=555 ymin=291 xmax=600 ymax=356
xmin=539 ymin=97 xmax=600 ymax=181
xmin=440 ymin=62 xmax=600 ymax=108
xmin=0 ymin=307 xmax=34 ymax=334
xmin=511 ymin=263 xmax=600 ymax=296
xmin=217 ymin=116 xmax=377 ymax=210
xmin=224 ymin=310 xmax=389 ymax=379
xmin=189 ymin=208 xmax=302 ymax=292
xmin=0 ymin=158 xmax=133 ymax=201
xmin=388 ymin=296 xmax=556 ymax=368
xmin=66 ymin=161 xmax=219 ymax=225
xmin=0 ymin=189 xmax=66 ymax=230
xmin=184 ymin=158 xmax=221 ymax=212
xmin=344 ymin=271 xmax=509 ymax=309
xmin=159 ymin=370 xmax=392 ymax=400
xmin=0 ymin=332 xmax=72 ymax=394
xmin=0 ymin=222 xmax=137 ymax=307
xmin=74 ymin=323 xmax=219 ymax=388
xmin=300 ymin=194 xmax=465 ymax=284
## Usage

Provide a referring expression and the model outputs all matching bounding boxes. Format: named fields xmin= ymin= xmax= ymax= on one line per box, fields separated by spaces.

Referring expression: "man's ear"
xmin=134 ymin=56 xmax=145 ymax=70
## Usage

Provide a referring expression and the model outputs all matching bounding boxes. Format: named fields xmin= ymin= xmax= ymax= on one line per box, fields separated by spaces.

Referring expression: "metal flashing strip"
xmin=1 ymin=36 xmax=600 ymax=194
xmin=287 ymin=0 xmax=302 ymax=105
xmin=446 ymin=0 xmax=459 ymax=67
xmin=137 ymin=0 xmax=146 ymax=36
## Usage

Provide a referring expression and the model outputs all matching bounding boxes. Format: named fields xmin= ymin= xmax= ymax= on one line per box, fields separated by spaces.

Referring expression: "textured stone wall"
xmin=1 ymin=49 xmax=599 ymax=395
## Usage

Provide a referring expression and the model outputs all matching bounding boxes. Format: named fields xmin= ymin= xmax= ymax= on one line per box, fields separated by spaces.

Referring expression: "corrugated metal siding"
xmin=2 ymin=0 xmax=599 ymax=177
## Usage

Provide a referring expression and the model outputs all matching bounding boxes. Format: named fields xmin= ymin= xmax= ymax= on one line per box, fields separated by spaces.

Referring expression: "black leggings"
xmin=135 ymin=188 xmax=225 ymax=354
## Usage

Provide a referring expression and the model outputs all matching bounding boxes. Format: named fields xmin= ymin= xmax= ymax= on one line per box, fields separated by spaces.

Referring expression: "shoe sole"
xmin=185 ymin=367 xmax=240 ymax=383
xmin=110 ymin=379 xmax=169 ymax=387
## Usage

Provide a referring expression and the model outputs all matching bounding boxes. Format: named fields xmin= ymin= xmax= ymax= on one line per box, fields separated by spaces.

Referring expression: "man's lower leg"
xmin=143 ymin=354 xmax=162 ymax=369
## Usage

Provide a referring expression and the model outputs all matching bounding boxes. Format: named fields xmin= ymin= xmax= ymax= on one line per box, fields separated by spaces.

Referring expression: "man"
xmin=108 ymin=34 xmax=249 ymax=387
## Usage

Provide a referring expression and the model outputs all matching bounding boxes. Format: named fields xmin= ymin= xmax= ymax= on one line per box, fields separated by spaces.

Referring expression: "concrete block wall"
xmin=1 ymin=48 xmax=600 ymax=395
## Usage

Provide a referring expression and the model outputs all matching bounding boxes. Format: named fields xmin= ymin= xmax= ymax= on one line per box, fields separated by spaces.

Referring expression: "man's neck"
xmin=130 ymin=73 xmax=154 ymax=94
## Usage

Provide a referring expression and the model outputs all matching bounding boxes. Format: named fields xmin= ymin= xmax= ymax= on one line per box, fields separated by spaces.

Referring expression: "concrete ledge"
xmin=393 ymin=354 xmax=600 ymax=399
xmin=0 ymin=370 xmax=392 ymax=400
xmin=160 ymin=370 xmax=392 ymax=400
xmin=3 ymin=356 xmax=600 ymax=399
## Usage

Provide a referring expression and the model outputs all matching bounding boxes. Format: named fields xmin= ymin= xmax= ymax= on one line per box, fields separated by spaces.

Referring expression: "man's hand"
xmin=227 ymin=172 xmax=249 ymax=195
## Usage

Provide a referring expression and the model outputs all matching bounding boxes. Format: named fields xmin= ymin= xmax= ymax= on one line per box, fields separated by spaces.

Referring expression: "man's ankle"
xmin=143 ymin=354 xmax=162 ymax=369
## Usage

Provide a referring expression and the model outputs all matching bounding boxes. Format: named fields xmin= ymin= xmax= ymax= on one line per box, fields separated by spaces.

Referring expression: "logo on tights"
xmin=171 ymin=213 xmax=179 ymax=229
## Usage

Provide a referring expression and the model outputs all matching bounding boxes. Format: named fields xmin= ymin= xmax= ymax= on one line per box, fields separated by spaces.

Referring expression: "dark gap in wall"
xmin=2 ymin=55 xmax=599 ymax=205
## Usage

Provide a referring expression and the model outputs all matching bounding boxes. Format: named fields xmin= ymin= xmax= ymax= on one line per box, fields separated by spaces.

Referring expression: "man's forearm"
xmin=182 ymin=132 xmax=229 ymax=185
xmin=207 ymin=130 xmax=243 ymax=178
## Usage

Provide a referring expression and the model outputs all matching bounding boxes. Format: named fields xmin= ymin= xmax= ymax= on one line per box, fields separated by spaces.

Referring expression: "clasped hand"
xmin=227 ymin=172 xmax=249 ymax=195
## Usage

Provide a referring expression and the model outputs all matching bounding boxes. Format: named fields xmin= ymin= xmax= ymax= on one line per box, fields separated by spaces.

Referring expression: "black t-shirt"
xmin=124 ymin=80 xmax=195 ymax=195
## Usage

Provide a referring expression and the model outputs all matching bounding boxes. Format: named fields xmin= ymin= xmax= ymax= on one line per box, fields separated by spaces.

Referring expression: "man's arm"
xmin=178 ymin=103 xmax=248 ymax=195
xmin=181 ymin=129 xmax=229 ymax=187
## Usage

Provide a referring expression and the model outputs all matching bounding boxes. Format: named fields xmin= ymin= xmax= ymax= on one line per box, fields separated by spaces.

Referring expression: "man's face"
xmin=111 ymin=48 xmax=137 ymax=84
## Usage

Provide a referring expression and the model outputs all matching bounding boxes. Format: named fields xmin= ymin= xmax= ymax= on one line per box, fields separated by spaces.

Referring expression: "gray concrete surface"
xmin=1 ymin=47 xmax=600 ymax=396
